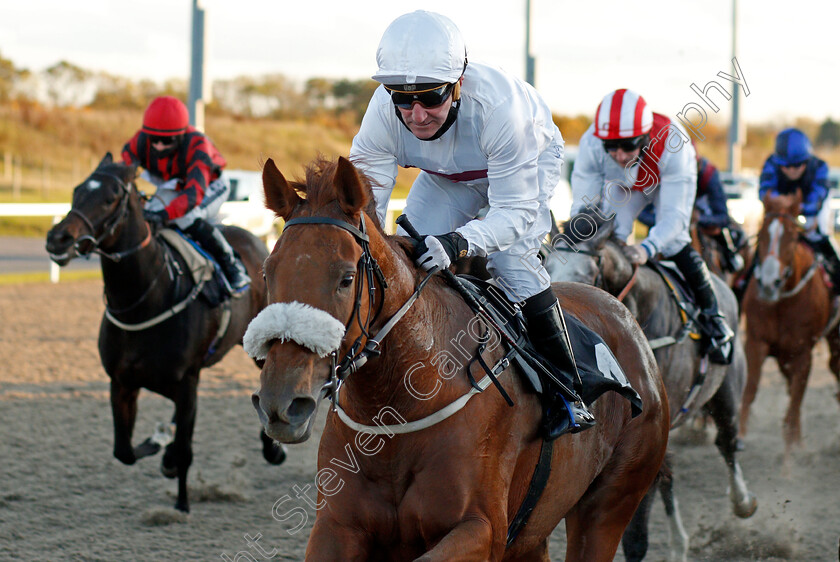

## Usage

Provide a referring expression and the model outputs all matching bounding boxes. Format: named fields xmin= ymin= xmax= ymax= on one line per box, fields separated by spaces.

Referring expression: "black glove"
xmin=143 ymin=208 xmax=168 ymax=225
xmin=413 ymin=232 xmax=469 ymax=272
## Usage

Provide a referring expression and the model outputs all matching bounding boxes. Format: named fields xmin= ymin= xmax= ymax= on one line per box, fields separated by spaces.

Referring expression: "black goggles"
xmin=386 ymin=83 xmax=454 ymax=109
xmin=149 ymin=135 xmax=179 ymax=147
xmin=603 ymin=135 xmax=648 ymax=153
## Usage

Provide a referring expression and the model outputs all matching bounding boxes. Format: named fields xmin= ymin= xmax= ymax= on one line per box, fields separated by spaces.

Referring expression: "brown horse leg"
xmin=739 ymin=337 xmax=769 ymax=438
xmin=620 ymin=483 xmax=658 ymax=562
xmin=110 ymin=381 xmax=155 ymax=464
xmin=780 ymin=351 xmax=812 ymax=457
xmin=503 ymin=541 xmax=549 ymax=562
xmin=566 ymin=473 xmax=654 ymax=562
xmin=414 ymin=518 xmax=495 ymax=561
xmin=305 ymin=517 xmax=371 ymax=561
xmin=161 ymin=373 xmax=199 ymax=513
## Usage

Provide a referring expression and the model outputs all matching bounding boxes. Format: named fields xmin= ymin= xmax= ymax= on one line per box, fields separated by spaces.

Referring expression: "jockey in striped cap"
xmin=122 ymin=96 xmax=250 ymax=293
xmin=571 ymin=89 xmax=735 ymax=364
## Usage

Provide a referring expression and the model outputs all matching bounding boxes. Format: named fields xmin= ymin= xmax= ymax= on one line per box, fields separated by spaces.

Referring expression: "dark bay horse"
xmin=45 ymin=153 xmax=286 ymax=512
xmin=249 ymin=156 xmax=669 ymax=561
xmin=543 ymin=210 xmax=756 ymax=562
xmin=740 ymin=191 xmax=840 ymax=464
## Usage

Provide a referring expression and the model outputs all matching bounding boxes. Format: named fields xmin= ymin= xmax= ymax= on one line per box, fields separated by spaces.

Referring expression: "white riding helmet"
xmin=593 ymin=89 xmax=653 ymax=140
xmin=372 ymin=10 xmax=467 ymax=86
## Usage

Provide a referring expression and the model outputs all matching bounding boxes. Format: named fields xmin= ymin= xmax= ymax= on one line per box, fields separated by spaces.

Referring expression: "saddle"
xmin=644 ymin=260 xmax=704 ymax=342
xmin=157 ymin=228 xmax=235 ymax=307
xmin=456 ymin=275 xmax=643 ymax=415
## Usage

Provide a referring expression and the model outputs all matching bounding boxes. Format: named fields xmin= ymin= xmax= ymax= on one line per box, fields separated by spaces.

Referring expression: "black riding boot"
xmin=806 ymin=235 xmax=840 ymax=294
xmin=185 ymin=219 xmax=251 ymax=294
xmin=671 ymin=244 xmax=734 ymax=364
xmin=522 ymin=288 xmax=596 ymax=440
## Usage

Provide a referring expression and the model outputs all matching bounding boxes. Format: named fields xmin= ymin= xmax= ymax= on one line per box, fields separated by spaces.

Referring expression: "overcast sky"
xmin=2 ymin=0 xmax=837 ymax=124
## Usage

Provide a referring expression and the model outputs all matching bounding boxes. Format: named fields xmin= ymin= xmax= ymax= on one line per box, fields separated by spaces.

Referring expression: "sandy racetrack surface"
xmin=1 ymin=280 xmax=839 ymax=561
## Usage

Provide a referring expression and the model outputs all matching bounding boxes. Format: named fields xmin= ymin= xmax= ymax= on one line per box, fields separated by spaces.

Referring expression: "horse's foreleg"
xmin=164 ymin=374 xmax=199 ymax=513
xmin=110 ymin=381 xmax=146 ymax=464
xmin=739 ymin=336 xmax=768 ymax=438
xmin=780 ymin=351 xmax=812 ymax=456
xmin=414 ymin=517 xmax=496 ymax=562
xmin=706 ymin=369 xmax=758 ymax=519
xmin=305 ymin=517 xmax=371 ymax=561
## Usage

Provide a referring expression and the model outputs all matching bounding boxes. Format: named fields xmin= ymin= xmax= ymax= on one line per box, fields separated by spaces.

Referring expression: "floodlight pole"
xmin=189 ymin=0 xmax=207 ymax=131
xmin=728 ymin=0 xmax=742 ymax=173
xmin=525 ymin=0 xmax=535 ymax=86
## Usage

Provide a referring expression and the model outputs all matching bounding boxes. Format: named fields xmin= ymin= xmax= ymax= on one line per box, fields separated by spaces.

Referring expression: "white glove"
xmin=623 ymin=244 xmax=649 ymax=265
xmin=415 ymin=235 xmax=451 ymax=272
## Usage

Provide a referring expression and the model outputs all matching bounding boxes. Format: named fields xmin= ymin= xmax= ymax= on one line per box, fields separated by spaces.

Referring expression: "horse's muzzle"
xmin=251 ymin=391 xmax=318 ymax=443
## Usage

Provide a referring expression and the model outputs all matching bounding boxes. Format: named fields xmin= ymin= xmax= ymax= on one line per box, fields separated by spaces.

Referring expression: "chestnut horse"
xmin=249 ymin=156 xmax=669 ymax=561
xmin=740 ymin=191 xmax=840 ymax=463
xmin=543 ymin=210 xmax=757 ymax=562
xmin=45 ymin=154 xmax=286 ymax=512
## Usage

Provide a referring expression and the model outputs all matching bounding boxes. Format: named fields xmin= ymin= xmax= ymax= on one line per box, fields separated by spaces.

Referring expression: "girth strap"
xmin=506 ymin=438 xmax=555 ymax=547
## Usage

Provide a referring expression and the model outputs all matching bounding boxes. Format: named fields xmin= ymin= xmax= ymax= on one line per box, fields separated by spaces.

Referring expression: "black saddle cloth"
xmin=158 ymin=228 xmax=232 ymax=308
xmin=456 ymin=275 xmax=642 ymax=416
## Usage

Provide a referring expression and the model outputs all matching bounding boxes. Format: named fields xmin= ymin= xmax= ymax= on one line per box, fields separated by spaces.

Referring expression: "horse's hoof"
xmin=133 ymin=438 xmax=162 ymax=459
xmin=264 ymin=442 xmax=287 ymax=466
xmin=735 ymin=437 xmax=745 ymax=451
xmin=174 ymin=501 xmax=190 ymax=514
xmin=161 ymin=458 xmax=178 ymax=479
xmin=733 ymin=493 xmax=758 ymax=519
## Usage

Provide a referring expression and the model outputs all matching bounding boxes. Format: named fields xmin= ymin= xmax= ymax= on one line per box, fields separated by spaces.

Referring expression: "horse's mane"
xmin=289 ymin=156 xmax=382 ymax=231
xmin=288 ymin=156 xmax=417 ymax=260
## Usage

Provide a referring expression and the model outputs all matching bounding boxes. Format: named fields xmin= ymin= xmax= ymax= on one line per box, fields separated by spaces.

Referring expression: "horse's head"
xmin=45 ymin=153 xmax=140 ymax=265
xmin=247 ymin=156 xmax=395 ymax=443
xmin=544 ymin=209 xmax=616 ymax=285
xmin=754 ymin=191 xmax=804 ymax=302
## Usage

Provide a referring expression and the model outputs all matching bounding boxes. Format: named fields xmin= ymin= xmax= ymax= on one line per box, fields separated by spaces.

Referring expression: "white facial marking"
xmin=86 ymin=179 xmax=101 ymax=190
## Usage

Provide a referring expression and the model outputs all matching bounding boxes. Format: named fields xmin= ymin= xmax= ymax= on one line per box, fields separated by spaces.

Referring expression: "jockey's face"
xmin=607 ymin=147 xmax=642 ymax=168
xmin=396 ymin=96 xmax=453 ymax=140
xmin=781 ymin=162 xmax=807 ymax=181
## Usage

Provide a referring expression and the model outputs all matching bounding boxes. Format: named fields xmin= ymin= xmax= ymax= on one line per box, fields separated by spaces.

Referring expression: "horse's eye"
xmin=339 ymin=274 xmax=355 ymax=290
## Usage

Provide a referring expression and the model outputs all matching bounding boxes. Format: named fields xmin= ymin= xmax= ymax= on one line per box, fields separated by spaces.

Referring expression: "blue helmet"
xmin=774 ymin=128 xmax=812 ymax=166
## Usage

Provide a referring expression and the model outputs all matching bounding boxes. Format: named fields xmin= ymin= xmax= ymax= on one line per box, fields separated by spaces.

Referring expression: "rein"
xmin=279 ymin=214 xmax=518 ymax=435
xmin=616 ymin=263 xmax=639 ymax=302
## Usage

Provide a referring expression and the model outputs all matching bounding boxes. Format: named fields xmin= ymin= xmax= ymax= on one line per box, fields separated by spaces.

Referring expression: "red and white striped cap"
xmin=593 ymin=89 xmax=653 ymax=140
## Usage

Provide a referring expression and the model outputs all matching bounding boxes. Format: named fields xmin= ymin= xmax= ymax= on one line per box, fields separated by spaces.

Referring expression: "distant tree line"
xmin=0 ymin=51 xmax=378 ymax=124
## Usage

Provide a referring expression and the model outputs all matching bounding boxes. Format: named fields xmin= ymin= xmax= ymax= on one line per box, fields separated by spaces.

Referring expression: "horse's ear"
xmin=333 ymin=156 xmax=370 ymax=216
xmin=262 ymin=158 xmax=301 ymax=220
xmin=99 ymin=153 xmax=113 ymax=168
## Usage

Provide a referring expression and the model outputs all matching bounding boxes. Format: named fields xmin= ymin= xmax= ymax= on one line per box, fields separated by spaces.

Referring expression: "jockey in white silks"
xmin=348 ymin=10 xmax=594 ymax=439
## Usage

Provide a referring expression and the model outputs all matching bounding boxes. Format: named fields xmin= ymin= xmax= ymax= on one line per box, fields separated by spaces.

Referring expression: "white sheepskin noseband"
xmin=243 ymin=302 xmax=346 ymax=359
